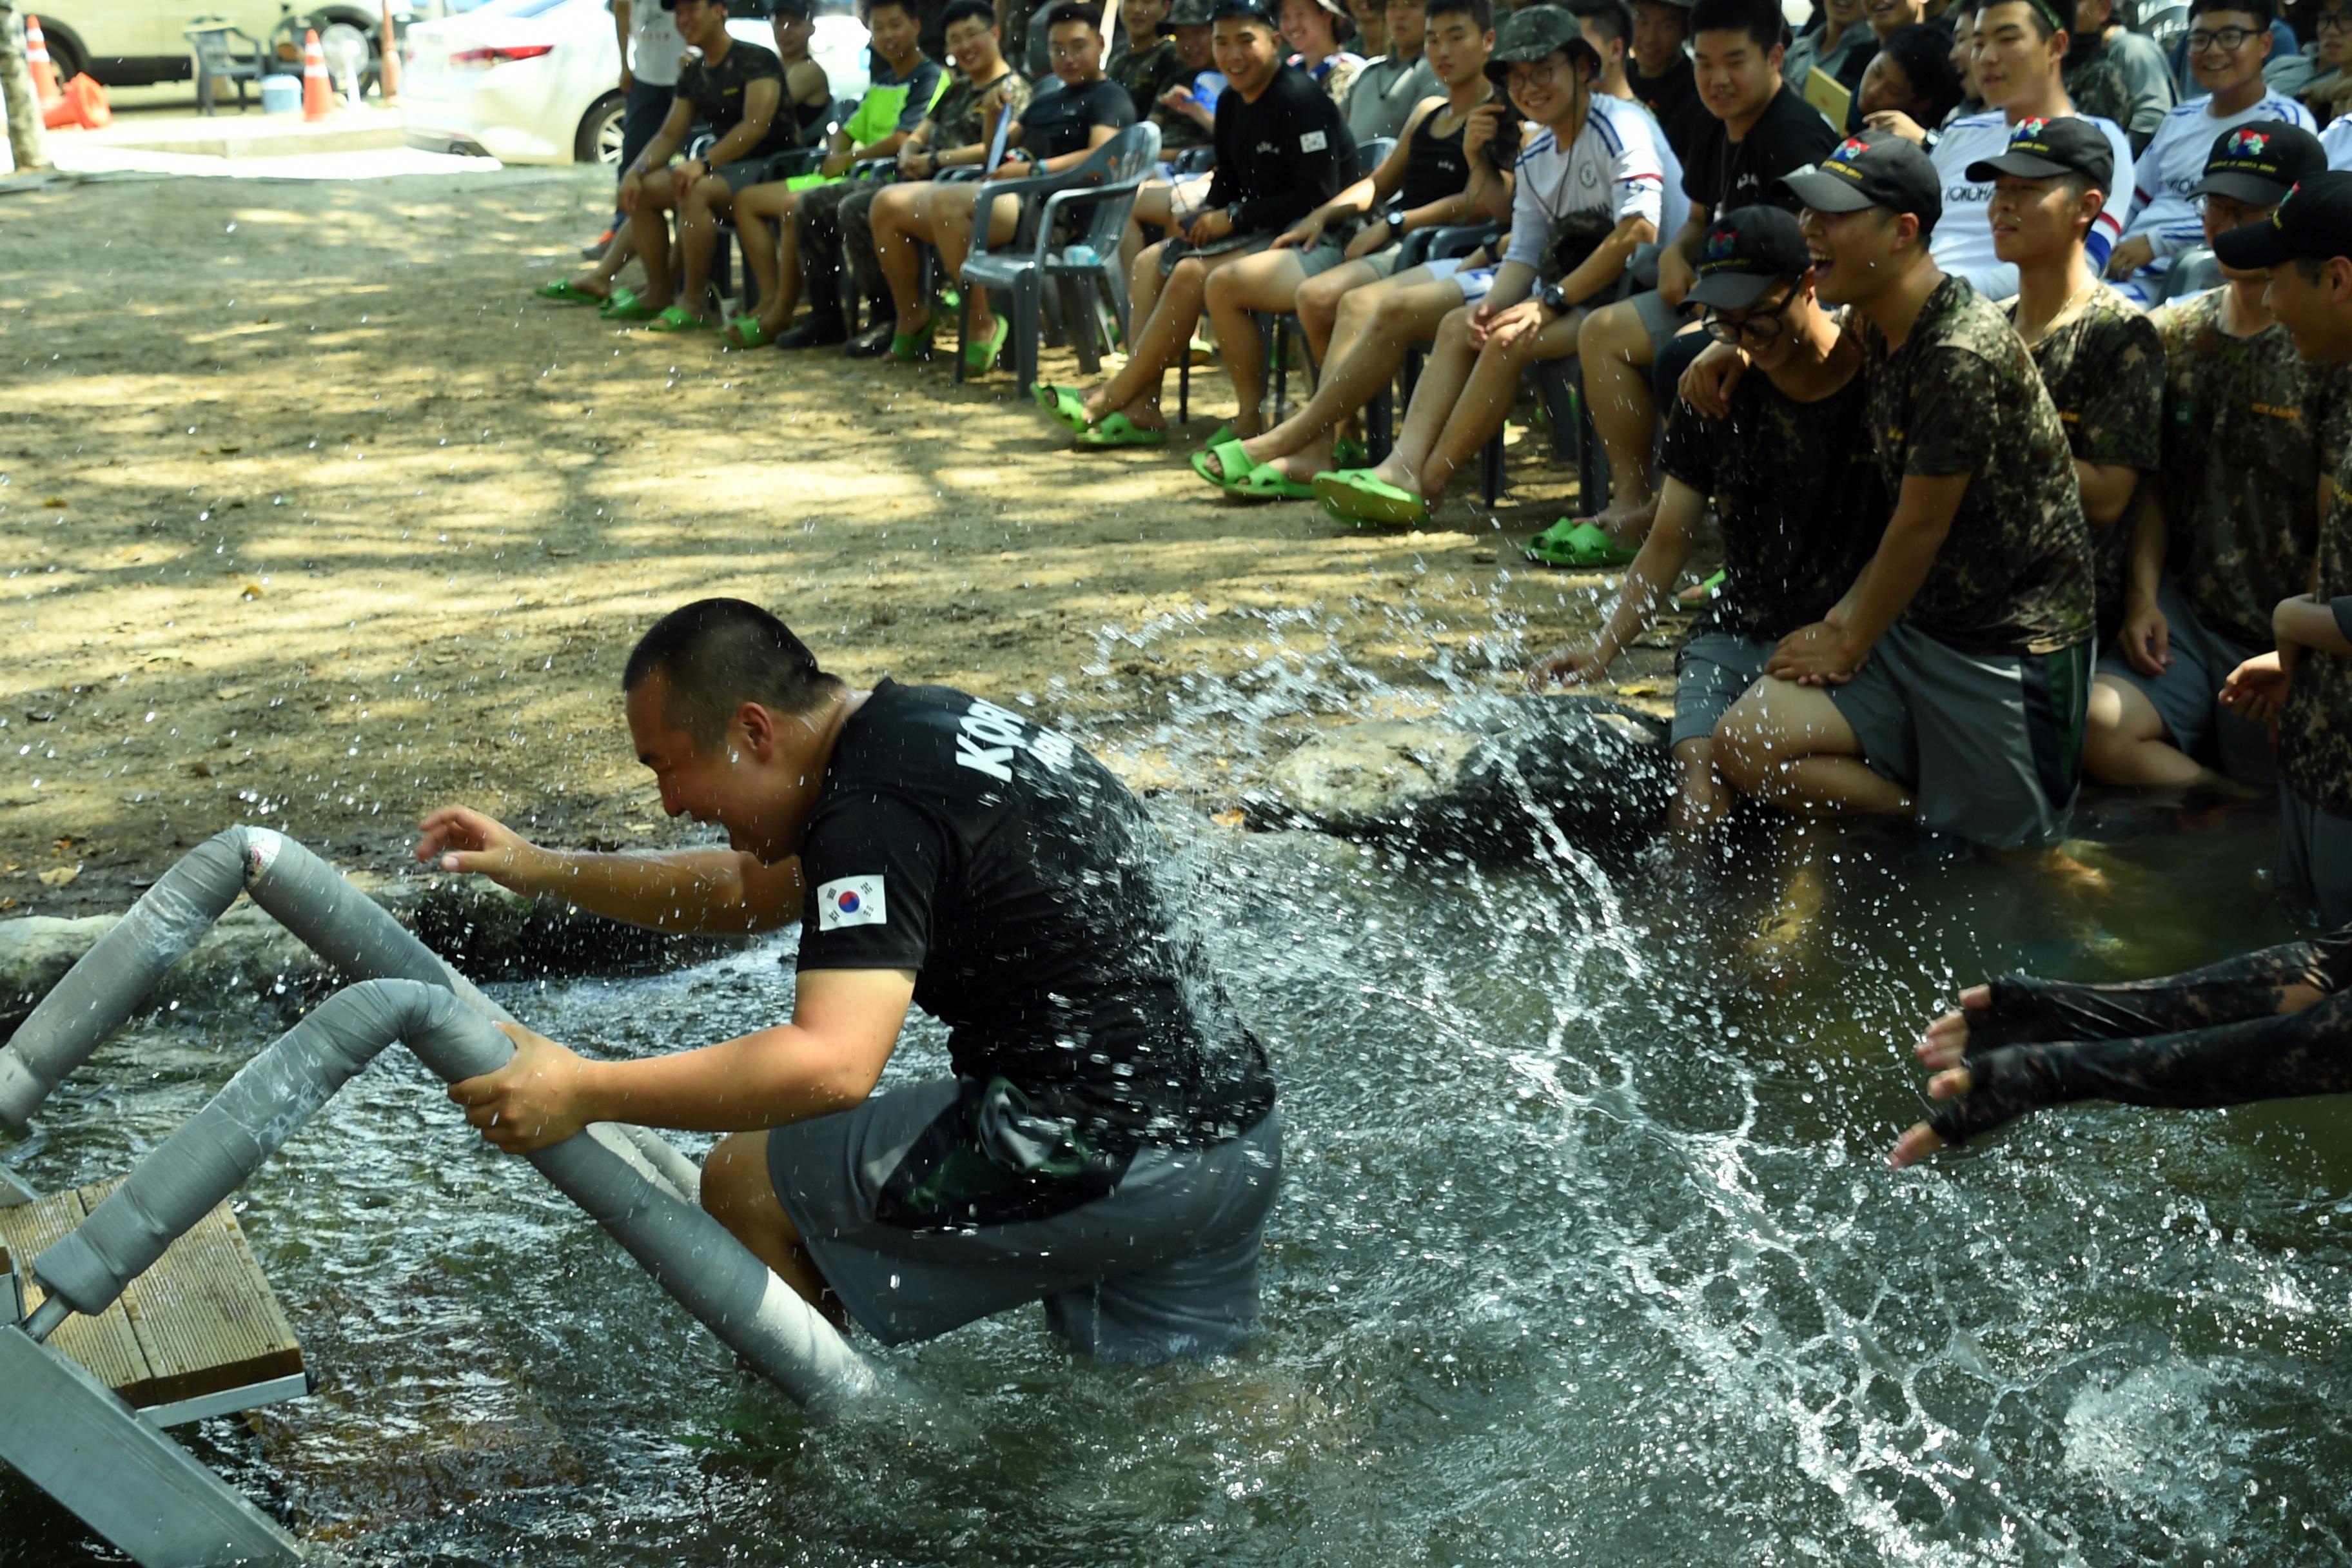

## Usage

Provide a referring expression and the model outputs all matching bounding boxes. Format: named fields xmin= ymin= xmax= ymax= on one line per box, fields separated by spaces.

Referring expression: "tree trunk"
xmin=0 ymin=3 xmax=54 ymax=173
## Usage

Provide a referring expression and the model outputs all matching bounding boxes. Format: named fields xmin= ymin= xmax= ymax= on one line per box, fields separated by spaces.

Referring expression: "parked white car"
xmin=33 ymin=0 xmax=386 ymax=87
xmin=400 ymin=0 xmax=868 ymax=165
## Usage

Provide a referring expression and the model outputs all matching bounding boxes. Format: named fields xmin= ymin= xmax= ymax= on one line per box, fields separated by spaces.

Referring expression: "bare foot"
xmin=1577 ymin=493 xmax=1658 ymax=549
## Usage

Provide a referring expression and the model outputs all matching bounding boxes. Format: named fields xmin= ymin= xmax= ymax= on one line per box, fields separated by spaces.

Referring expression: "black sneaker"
xmin=843 ymin=319 xmax=897 ymax=358
xmin=774 ymin=314 xmax=848 ymax=349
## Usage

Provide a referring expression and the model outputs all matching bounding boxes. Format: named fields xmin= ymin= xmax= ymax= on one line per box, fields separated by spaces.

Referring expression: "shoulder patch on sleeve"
xmin=817 ymin=874 xmax=887 ymax=931
xmin=1300 ymin=129 xmax=1328 ymax=152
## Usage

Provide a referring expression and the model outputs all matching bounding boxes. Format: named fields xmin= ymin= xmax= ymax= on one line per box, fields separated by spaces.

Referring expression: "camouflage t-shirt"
xmin=2062 ymin=55 xmax=2132 ymax=134
xmin=2278 ymin=446 xmax=2352 ymax=819
xmin=2150 ymin=287 xmax=2352 ymax=650
xmin=1860 ymin=275 xmax=2096 ymax=656
xmin=1658 ymin=366 xmax=1886 ymax=643
xmin=2012 ymin=287 xmax=2164 ymax=643
xmin=1109 ymin=37 xmax=1181 ymax=118
xmin=926 ymin=66 xmax=1032 ymax=155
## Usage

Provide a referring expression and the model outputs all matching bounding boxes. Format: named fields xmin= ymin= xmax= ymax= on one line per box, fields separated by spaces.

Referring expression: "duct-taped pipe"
xmin=31 ymin=979 xmax=877 ymax=1410
xmin=0 ymin=827 xmax=700 ymax=1204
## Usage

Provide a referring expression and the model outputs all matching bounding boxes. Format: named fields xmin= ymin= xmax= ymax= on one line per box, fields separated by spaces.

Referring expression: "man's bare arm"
xmin=416 ymin=806 xmax=803 ymax=933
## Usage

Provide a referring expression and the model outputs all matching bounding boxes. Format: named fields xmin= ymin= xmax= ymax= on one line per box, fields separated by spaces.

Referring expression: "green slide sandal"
xmin=1074 ymin=413 xmax=1168 ymax=449
xmin=646 ymin=306 xmax=711 ymax=333
xmin=891 ymin=316 xmax=938 ymax=362
xmin=965 ymin=315 xmax=1010 ymax=374
xmin=1032 ymin=383 xmax=1090 ymax=431
xmin=1189 ymin=437 xmax=1256 ymax=490
xmin=1311 ymin=469 xmax=1426 ymax=527
xmin=725 ymin=315 xmax=770 ymax=349
xmin=600 ymin=287 xmax=659 ymax=323
xmin=1232 ymin=463 xmax=1317 ymax=500
xmin=1333 ymin=437 xmax=1369 ymax=468
xmin=1523 ymin=518 xmax=1638 ymax=568
xmin=535 ymin=280 xmax=603 ymax=305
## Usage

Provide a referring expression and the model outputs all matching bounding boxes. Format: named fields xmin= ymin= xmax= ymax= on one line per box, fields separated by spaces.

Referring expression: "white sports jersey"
xmin=1617 ymin=93 xmax=1690 ymax=233
xmin=2116 ymin=91 xmax=2317 ymax=302
xmin=1929 ymin=108 xmax=2135 ymax=302
xmin=1502 ymin=94 xmax=1667 ymax=272
xmin=2318 ymin=109 xmax=2352 ymax=168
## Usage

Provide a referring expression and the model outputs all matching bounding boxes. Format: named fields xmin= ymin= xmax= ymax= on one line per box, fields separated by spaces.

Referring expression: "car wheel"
xmin=45 ymin=26 xmax=88 ymax=83
xmin=577 ymin=92 xmax=627 ymax=164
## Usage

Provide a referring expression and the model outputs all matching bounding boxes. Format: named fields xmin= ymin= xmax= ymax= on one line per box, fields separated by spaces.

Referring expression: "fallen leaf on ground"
xmin=38 ymin=865 xmax=80 ymax=888
xmin=240 ymin=581 xmax=265 ymax=600
xmin=1211 ymin=808 xmax=1247 ymax=828
xmin=42 ymin=496 xmax=66 ymax=507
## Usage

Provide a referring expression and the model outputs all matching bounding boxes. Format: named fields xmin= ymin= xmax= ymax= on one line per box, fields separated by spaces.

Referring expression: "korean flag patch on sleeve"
xmin=817 ymin=874 xmax=887 ymax=931
xmin=1300 ymin=130 xmax=1328 ymax=153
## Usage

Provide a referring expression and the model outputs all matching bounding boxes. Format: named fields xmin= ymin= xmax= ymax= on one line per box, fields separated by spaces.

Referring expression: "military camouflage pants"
xmin=794 ymin=179 xmax=887 ymax=316
xmin=1929 ymin=930 xmax=2352 ymax=1147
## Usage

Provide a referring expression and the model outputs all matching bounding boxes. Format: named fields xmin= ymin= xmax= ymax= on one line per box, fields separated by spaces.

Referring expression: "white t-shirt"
xmin=1616 ymin=92 xmax=1689 ymax=235
xmin=1929 ymin=108 xmax=2135 ymax=302
xmin=2325 ymin=110 xmax=2352 ymax=168
xmin=2115 ymin=90 xmax=2317 ymax=302
xmin=616 ymin=0 xmax=685 ymax=88
xmin=1502 ymin=94 xmax=1667 ymax=273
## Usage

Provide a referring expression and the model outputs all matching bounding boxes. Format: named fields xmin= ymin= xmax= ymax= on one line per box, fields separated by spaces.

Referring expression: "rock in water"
xmin=1252 ymin=694 xmax=1672 ymax=857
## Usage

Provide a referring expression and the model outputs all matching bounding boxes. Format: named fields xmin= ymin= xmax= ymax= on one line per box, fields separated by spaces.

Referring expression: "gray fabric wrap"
xmin=0 ymin=827 xmax=701 ymax=1204
xmin=32 ymin=979 xmax=877 ymax=1409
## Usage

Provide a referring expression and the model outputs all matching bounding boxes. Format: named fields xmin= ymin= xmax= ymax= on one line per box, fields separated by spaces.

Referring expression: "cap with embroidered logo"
xmin=1685 ymin=206 xmax=1814 ymax=309
xmin=1963 ymin=114 xmax=2113 ymax=193
xmin=1781 ymin=128 xmax=1942 ymax=231
xmin=2190 ymin=120 xmax=2327 ymax=208
xmin=1484 ymin=5 xmax=1602 ymax=85
xmin=2213 ymin=170 xmax=2352 ymax=270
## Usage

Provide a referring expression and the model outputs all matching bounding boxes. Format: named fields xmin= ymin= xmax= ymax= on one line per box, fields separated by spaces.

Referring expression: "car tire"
xmin=576 ymin=92 xmax=627 ymax=164
xmin=44 ymin=26 xmax=88 ymax=84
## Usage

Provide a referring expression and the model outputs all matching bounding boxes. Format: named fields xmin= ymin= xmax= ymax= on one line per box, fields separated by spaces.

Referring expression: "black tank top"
xmin=1399 ymin=104 xmax=1476 ymax=211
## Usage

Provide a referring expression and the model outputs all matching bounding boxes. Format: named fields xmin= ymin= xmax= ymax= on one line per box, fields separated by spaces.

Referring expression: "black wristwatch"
xmin=1540 ymin=281 xmax=1573 ymax=315
xmin=1386 ymin=209 xmax=1406 ymax=237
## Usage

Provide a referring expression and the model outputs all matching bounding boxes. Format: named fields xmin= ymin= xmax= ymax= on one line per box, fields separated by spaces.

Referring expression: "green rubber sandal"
xmin=1203 ymin=422 xmax=1237 ymax=448
xmin=1311 ymin=469 xmax=1426 ymax=527
xmin=1523 ymin=518 xmax=1639 ymax=568
xmin=1232 ymin=462 xmax=1317 ymax=500
xmin=1073 ymin=413 xmax=1169 ymax=448
xmin=1678 ymin=568 xmax=1728 ymax=604
xmin=536 ymin=280 xmax=604 ymax=306
xmin=1333 ymin=437 xmax=1369 ymax=467
xmin=965 ymin=314 xmax=1010 ymax=373
xmin=891 ymin=315 xmax=938 ymax=362
xmin=1189 ymin=437 xmax=1257 ymax=490
xmin=600 ymin=286 xmax=659 ymax=322
xmin=1033 ymin=382 xmax=1091 ymax=431
xmin=725 ymin=315 xmax=770 ymax=349
xmin=647 ymin=306 xmax=712 ymax=333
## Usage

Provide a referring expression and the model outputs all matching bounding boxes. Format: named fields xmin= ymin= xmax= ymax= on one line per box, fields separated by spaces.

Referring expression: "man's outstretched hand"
xmin=1888 ymin=984 xmax=1994 ymax=1168
xmin=448 ymin=1023 xmax=593 ymax=1154
xmin=416 ymin=807 xmax=542 ymax=894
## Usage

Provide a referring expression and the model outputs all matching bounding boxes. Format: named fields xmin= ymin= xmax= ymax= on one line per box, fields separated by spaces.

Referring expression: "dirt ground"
xmin=0 ymin=164 xmax=1690 ymax=919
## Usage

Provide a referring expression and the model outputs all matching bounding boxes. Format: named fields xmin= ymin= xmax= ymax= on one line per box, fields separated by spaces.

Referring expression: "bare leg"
xmin=1360 ymin=304 xmax=1481 ymax=500
xmin=1081 ymin=242 xmax=1203 ymax=427
xmin=730 ymin=184 xmax=802 ymax=337
xmin=2082 ymin=672 xmax=2221 ymax=789
xmin=1712 ymin=677 xmax=1916 ymax=818
xmin=675 ymin=173 xmax=734 ymax=319
xmin=1237 ymin=275 xmax=1465 ymax=478
xmin=872 ymin=181 xmax=937 ymax=333
xmin=565 ymin=226 xmax=640 ymax=300
xmin=943 ymin=190 xmax=1021 ymax=342
xmin=700 ymin=1131 xmax=848 ymax=1329
xmin=1668 ymin=736 xmax=1735 ymax=841
xmin=629 ymin=168 xmax=682 ymax=311
xmin=1577 ymin=298 xmax=1662 ymax=533
xmin=1411 ymin=309 xmax=1582 ymax=503
xmin=1202 ymin=249 xmax=1309 ymax=441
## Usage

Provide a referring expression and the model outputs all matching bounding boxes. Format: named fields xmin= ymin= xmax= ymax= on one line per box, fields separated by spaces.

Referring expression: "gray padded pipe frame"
xmin=0 ymin=825 xmax=702 ymax=1204
xmin=31 ymin=979 xmax=879 ymax=1410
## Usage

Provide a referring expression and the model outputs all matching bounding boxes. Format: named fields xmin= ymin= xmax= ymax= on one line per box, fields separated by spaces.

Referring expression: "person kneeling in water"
xmin=1890 ymin=928 xmax=2351 ymax=1168
xmin=417 ymin=598 xmax=1280 ymax=1361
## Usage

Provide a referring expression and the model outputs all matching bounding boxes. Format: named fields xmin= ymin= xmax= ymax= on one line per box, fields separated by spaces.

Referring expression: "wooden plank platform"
xmin=0 ymin=1182 xmax=304 ymax=1409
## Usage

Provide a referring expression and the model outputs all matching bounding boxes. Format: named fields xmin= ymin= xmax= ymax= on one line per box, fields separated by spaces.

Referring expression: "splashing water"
xmin=6 ymin=607 xmax=2352 ymax=1564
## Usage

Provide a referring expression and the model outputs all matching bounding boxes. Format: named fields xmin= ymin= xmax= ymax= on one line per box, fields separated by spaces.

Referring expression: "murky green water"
xmin=6 ymin=760 xmax=2352 ymax=1564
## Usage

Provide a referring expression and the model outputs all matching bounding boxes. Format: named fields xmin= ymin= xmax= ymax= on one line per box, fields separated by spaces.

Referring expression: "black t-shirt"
xmin=1658 ymin=367 xmax=1886 ymax=641
xmin=1629 ymin=54 xmax=1700 ymax=157
xmin=1396 ymin=97 xmax=1522 ymax=211
xmin=1017 ymin=76 xmax=1138 ymax=159
xmin=674 ymin=38 xmax=796 ymax=161
xmin=1680 ymin=83 xmax=1841 ymax=226
xmin=1205 ymin=63 xmax=1357 ymax=233
xmin=795 ymin=681 xmax=1276 ymax=1153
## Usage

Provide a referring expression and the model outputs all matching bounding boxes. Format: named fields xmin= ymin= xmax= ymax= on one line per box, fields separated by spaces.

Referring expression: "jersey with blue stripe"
xmin=2114 ymin=92 xmax=2317 ymax=302
xmin=1930 ymin=108 xmax=2137 ymax=302
xmin=2324 ymin=110 xmax=2352 ymax=170
xmin=1502 ymin=95 xmax=1667 ymax=272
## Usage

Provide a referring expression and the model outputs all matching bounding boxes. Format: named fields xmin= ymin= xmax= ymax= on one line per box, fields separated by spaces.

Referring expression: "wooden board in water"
xmin=0 ymin=1182 xmax=304 ymax=1408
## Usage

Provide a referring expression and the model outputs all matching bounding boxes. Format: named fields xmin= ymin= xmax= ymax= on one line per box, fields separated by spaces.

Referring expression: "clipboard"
xmin=1803 ymin=66 xmax=1852 ymax=132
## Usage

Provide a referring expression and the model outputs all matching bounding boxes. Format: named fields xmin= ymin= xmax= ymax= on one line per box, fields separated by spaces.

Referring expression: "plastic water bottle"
xmin=1063 ymin=244 xmax=1100 ymax=268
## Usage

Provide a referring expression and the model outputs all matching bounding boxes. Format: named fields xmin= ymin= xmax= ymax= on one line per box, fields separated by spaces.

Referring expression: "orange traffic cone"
xmin=24 ymin=14 xmax=64 ymax=105
xmin=301 ymin=27 xmax=330 ymax=120
xmin=43 ymin=72 xmax=110 ymax=130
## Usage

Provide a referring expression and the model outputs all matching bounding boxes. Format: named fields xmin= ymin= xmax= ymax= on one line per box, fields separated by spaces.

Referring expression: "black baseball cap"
xmin=1782 ymin=130 xmax=1943 ymax=232
xmin=1686 ymin=206 xmax=1814 ymax=309
xmin=1485 ymin=5 xmax=1602 ymax=85
xmin=1210 ymin=0 xmax=1277 ymax=21
xmin=2213 ymin=170 xmax=2352 ymax=270
xmin=2190 ymin=121 xmax=2327 ymax=208
xmin=1963 ymin=115 xmax=2114 ymax=193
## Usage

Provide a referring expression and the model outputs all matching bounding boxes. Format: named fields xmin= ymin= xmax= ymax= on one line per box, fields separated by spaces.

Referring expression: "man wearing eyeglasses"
xmin=2084 ymin=122 xmax=2349 ymax=788
xmin=1699 ymin=132 xmax=2097 ymax=850
xmin=2104 ymin=0 xmax=2314 ymax=302
xmin=1974 ymin=115 xmax=2161 ymax=653
xmin=1526 ymin=206 xmax=1883 ymax=843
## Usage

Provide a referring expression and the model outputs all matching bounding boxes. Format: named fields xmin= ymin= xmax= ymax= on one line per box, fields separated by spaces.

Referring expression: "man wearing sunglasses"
xmin=1974 ymin=115 xmax=2162 ymax=652
xmin=2106 ymin=0 xmax=2314 ymax=302
xmin=1527 ymin=206 xmax=1883 ymax=843
xmin=2085 ymin=122 xmax=2346 ymax=788
xmin=1700 ymin=131 xmax=2097 ymax=850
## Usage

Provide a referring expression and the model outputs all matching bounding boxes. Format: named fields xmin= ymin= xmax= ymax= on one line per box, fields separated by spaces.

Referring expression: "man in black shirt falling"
xmin=419 ymin=600 xmax=1280 ymax=1362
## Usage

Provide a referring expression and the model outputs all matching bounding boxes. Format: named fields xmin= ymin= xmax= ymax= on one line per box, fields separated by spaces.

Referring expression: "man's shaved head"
xmin=623 ymin=598 xmax=844 ymax=748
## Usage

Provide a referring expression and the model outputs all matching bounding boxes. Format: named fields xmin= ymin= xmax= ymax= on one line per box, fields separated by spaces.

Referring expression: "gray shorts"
xmin=1672 ymin=632 xmax=1771 ymax=747
xmin=1825 ymin=622 xmax=2094 ymax=850
xmin=1631 ymin=287 xmax=1692 ymax=353
xmin=2103 ymin=576 xmax=2277 ymax=785
xmin=769 ymin=1077 xmax=1281 ymax=1362
xmin=2278 ymin=779 xmax=2352 ymax=925
xmin=1294 ymin=240 xmax=1353 ymax=280
xmin=713 ymin=157 xmax=777 ymax=195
